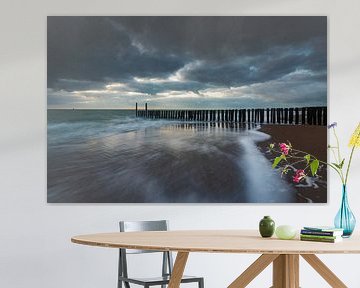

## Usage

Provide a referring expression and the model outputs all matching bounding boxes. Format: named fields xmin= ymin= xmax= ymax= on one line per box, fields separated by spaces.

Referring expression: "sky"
xmin=47 ymin=16 xmax=327 ymax=109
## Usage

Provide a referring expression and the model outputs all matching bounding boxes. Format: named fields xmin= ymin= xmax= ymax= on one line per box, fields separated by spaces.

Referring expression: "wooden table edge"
xmin=71 ymin=237 xmax=360 ymax=254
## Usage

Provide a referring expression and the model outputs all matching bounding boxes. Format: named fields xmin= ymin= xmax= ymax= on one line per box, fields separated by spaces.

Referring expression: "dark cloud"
xmin=175 ymin=38 xmax=326 ymax=87
xmin=110 ymin=16 xmax=326 ymax=60
xmin=47 ymin=16 xmax=327 ymax=108
xmin=50 ymin=79 xmax=105 ymax=92
xmin=47 ymin=16 xmax=186 ymax=87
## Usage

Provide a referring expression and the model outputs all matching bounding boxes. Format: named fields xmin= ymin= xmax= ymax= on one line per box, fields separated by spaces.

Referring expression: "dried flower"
xmin=349 ymin=122 xmax=360 ymax=148
xmin=327 ymin=122 xmax=337 ymax=129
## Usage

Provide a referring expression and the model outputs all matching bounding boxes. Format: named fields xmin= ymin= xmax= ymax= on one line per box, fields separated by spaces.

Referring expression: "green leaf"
xmin=332 ymin=162 xmax=340 ymax=169
xmin=332 ymin=160 xmax=345 ymax=169
xmin=272 ymin=156 xmax=282 ymax=169
xmin=310 ymin=159 xmax=319 ymax=176
xmin=339 ymin=158 xmax=345 ymax=169
xmin=304 ymin=154 xmax=311 ymax=164
xmin=269 ymin=143 xmax=275 ymax=149
xmin=272 ymin=154 xmax=286 ymax=169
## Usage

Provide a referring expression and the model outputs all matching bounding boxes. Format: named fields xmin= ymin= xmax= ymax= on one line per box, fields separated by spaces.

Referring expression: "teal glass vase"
xmin=334 ymin=185 xmax=356 ymax=237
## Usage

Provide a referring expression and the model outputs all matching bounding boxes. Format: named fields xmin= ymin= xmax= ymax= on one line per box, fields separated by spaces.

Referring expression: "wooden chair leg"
xmin=301 ymin=254 xmax=347 ymax=288
xmin=228 ymin=254 xmax=279 ymax=288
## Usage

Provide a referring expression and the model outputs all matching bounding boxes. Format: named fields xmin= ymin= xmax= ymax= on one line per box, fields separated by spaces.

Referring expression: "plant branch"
xmin=345 ymin=145 xmax=356 ymax=185
xmin=345 ymin=128 xmax=360 ymax=185
xmin=270 ymin=147 xmax=344 ymax=183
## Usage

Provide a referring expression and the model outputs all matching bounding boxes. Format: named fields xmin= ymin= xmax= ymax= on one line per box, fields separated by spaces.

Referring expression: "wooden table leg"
xmin=168 ymin=252 xmax=189 ymax=288
xmin=288 ymin=255 xmax=299 ymax=288
xmin=301 ymin=254 xmax=347 ymax=288
xmin=273 ymin=254 xmax=286 ymax=287
xmin=272 ymin=254 xmax=299 ymax=288
xmin=228 ymin=254 xmax=279 ymax=288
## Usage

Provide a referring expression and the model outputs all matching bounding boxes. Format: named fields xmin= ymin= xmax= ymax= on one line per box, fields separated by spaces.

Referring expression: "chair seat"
xmin=119 ymin=274 xmax=203 ymax=286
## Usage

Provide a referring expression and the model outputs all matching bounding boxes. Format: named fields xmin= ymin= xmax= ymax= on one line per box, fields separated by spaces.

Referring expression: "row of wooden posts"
xmin=135 ymin=103 xmax=327 ymax=126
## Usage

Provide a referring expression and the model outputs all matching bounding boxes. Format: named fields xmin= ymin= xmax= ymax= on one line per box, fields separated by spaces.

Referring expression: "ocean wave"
xmin=48 ymin=115 xmax=181 ymax=145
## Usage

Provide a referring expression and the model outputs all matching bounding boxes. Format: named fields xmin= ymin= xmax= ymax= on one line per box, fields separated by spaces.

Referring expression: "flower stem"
xmin=345 ymin=145 xmax=356 ymax=185
xmin=344 ymin=129 xmax=360 ymax=185
xmin=333 ymin=127 xmax=343 ymax=164
xmin=333 ymin=127 xmax=346 ymax=182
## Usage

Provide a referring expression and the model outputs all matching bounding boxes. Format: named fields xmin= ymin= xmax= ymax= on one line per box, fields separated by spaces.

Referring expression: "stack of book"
xmin=300 ymin=226 xmax=344 ymax=243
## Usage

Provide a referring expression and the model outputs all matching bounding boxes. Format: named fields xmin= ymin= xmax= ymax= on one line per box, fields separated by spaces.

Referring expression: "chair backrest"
xmin=119 ymin=220 xmax=169 ymax=254
xmin=118 ymin=220 xmax=174 ymax=283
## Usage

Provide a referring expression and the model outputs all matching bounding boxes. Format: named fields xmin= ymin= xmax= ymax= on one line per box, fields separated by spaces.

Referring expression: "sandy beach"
xmin=257 ymin=124 xmax=327 ymax=203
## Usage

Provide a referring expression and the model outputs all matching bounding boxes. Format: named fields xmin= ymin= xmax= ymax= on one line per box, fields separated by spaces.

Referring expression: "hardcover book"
xmin=303 ymin=226 xmax=344 ymax=232
xmin=300 ymin=236 xmax=342 ymax=243
xmin=301 ymin=229 xmax=343 ymax=237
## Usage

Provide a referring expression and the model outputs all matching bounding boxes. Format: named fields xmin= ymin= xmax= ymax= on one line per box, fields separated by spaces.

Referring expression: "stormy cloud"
xmin=47 ymin=16 xmax=327 ymax=109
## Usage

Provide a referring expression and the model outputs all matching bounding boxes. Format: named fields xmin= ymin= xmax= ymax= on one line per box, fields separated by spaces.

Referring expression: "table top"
xmin=71 ymin=230 xmax=360 ymax=254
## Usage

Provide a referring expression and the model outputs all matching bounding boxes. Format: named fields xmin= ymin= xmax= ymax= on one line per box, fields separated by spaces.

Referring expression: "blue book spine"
xmin=300 ymin=229 xmax=335 ymax=236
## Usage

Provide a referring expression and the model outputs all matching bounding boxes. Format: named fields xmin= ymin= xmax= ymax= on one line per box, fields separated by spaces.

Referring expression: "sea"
xmin=47 ymin=109 xmax=296 ymax=203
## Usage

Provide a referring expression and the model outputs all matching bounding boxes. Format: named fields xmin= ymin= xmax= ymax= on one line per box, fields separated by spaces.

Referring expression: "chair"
xmin=118 ymin=220 xmax=204 ymax=288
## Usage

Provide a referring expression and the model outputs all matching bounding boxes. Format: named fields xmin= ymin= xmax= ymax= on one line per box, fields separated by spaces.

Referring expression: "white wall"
xmin=1 ymin=0 xmax=360 ymax=287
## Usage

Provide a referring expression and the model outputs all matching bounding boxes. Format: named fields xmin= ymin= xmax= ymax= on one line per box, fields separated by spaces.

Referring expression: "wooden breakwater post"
xmin=136 ymin=103 xmax=327 ymax=126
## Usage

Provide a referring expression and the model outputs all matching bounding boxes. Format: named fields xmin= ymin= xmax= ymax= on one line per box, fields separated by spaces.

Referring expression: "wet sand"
xmin=48 ymin=108 xmax=323 ymax=203
xmin=257 ymin=124 xmax=327 ymax=203
xmin=48 ymin=121 xmax=297 ymax=203
xmin=48 ymin=124 xmax=250 ymax=203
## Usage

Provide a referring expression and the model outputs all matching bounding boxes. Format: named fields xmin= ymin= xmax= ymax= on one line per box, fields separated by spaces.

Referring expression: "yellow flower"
xmin=349 ymin=122 xmax=360 ymax=147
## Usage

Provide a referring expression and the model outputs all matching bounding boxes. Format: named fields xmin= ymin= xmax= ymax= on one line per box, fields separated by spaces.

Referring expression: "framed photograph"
xmin=47 ymin=16 xmax=327 ymax=203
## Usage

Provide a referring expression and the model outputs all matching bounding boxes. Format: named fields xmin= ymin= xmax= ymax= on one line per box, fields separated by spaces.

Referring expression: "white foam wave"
xmin=237 ymin=130 xmax=295 ymax=203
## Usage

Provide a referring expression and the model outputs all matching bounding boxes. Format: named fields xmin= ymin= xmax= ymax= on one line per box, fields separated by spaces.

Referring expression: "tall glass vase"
xmin=334 ymin=185 xmax=356 ymax=237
